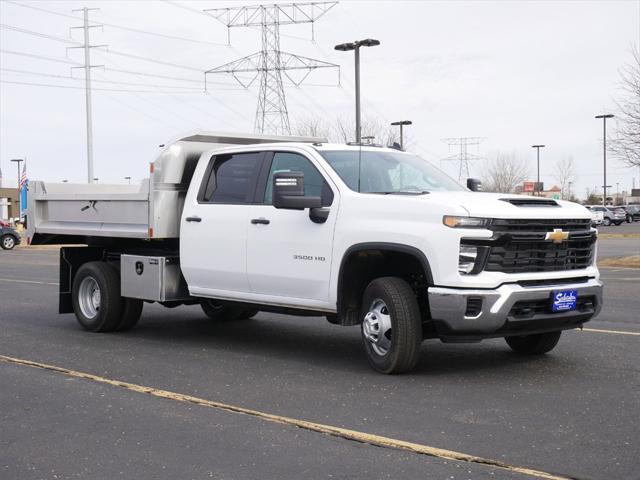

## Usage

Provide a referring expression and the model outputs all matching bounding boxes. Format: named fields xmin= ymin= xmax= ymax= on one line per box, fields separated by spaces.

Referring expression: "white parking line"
xmin=0 ymin=277 xmax=59 ymax=286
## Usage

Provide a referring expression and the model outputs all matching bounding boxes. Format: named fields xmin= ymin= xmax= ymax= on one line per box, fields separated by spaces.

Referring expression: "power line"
xmin=4 ymin=0 xmax=226 ymax=47
xmin=0 ymin=23 xmax=81 ymax=45
xmin=0 ymin=79 xmax=203 ymax=94
xmin=1 ymin=23 xmax=208 ymax=73
xmin=0 ymin=48 xmax=82 ymax=66
xmin=0 ymin=68 xmax=205 ymax=90
xmin=0 ymin=48 xmax=232 ymax=87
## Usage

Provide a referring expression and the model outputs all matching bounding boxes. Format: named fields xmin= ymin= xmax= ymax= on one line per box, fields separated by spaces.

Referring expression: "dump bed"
xmin=27 ymin=131 xmax=324 ymax=244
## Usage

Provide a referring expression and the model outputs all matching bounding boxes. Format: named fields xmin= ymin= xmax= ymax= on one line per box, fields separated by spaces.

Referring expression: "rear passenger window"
xmin=200 ymin=152 xmax=263 ymax=204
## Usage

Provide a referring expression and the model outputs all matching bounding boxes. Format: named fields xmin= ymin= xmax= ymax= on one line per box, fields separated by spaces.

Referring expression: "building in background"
xmin=0 ymin=188 xmax=20 ymax=223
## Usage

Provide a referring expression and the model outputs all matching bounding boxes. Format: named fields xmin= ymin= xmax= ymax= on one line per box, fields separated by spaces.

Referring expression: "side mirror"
xmin=273 ymin=171 xmax=322 ymax=210
xmin=467 ymin=178 xmax=483 ymax=192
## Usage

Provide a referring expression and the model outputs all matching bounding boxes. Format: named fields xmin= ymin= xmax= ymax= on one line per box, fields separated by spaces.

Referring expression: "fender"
xmin=336 ymin=242 xmax=434 ymax=325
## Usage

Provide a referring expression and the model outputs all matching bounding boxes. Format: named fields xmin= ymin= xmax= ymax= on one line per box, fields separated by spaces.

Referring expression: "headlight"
xmin=443 ymin=216 xmax=491 ymax=228
xmin=458 ymin=245 xmax=478 ymax=274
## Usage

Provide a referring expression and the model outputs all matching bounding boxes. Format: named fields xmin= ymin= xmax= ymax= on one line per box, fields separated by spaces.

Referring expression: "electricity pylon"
xmin=204 ymin=2 xmax=339 ymax=135
xmin=441 ymin=137 xmax=485 ymax=181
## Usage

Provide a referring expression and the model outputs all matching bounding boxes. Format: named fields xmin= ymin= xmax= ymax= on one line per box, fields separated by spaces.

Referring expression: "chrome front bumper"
xmin=428 ymin=278 xmax=603 ymax=338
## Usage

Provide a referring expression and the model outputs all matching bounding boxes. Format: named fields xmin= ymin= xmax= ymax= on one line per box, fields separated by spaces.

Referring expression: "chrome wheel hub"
xmin=362 ymin=298 xmax=392 ymax=356
xmin=78 ymin=277 xmax=101 ymax=319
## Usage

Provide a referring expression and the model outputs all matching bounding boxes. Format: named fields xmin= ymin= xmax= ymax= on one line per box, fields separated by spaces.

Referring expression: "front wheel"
xmin=505 ymin=331 xmax=562 ymax=355
xmin=602 ymin=218 xmax=611 ymax=226
xmin=360 ymin=277 xmax=422 ymax=374
xmin=1 ymin=235 xmax=16 ymax=250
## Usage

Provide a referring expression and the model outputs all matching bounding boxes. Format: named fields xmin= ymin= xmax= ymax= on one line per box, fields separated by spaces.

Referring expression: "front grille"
xmin=490 ymin=218 xmax=591 ymax=233
xmin=467 ymin=219 xmax=596 ymax=274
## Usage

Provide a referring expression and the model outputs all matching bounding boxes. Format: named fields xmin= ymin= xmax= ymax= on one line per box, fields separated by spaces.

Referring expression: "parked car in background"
xmin=0 ymin=225 xmax=21 ymax=250
xmin=621 ymin=205 xmax=640 ymax=222
xmin=588 ymin=208 xmax=604 ymax=226
xmin=586 ymin=206 xmax=625 ymax=226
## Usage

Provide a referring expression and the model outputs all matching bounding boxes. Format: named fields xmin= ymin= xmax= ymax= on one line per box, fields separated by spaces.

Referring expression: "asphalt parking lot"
xmin=1 ymin=247 xmax=639 ymax=480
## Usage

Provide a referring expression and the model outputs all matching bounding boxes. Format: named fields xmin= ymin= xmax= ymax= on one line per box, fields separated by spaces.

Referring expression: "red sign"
xmin=523 ymin=182 xmax=535 ymax=192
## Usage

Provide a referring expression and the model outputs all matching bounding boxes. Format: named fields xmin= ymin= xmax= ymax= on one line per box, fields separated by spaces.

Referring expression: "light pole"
xmin=595 ymin=114 xmax=614 ymax=207
xmin=568 ymin=181 xmax=573 ymax=201
xmin=601 ymin=185 xmax=612 ymax=205
xmin=124 ymin=176 xmax=131 ymax=184
xmin=391 ymin=120 xmax=412 ymax=150
xmin=335 ymin=38 xmax=380 ymax=144
xmin=531 ymin=145 xmax=545 ymax=197
xmin=616 ymin=182 xmax=620 ymax=205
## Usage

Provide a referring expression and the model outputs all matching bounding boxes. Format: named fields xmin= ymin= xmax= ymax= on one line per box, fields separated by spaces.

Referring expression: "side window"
xmin=264 ymin=152 xmax=334 ymax=206
xmin=200 ymin=152 xmax=263 ymax=204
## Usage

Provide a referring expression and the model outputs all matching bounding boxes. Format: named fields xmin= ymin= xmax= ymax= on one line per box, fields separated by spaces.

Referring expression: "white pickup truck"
xmin=28 ymin=132 xmax=603 ymax=373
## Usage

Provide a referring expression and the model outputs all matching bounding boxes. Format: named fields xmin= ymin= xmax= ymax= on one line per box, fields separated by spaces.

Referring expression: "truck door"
xmin=246 ymin=151 xmax=338 ymax=304
xmin=180 ymin=151 xmax=267 ymax=296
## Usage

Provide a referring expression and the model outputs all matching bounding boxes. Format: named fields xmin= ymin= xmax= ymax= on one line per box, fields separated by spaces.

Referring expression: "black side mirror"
xmin=273 ymin=171 xmax=322 ymax=210
xmin=467 ymin=178 xmax=482 ymax=192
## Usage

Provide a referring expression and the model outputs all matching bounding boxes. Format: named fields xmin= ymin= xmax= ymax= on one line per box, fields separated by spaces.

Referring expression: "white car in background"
xmin=587 ymin=207 xmax=604 ymax=226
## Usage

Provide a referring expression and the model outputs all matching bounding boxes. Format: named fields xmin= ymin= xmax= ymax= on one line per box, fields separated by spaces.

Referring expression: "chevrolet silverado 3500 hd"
xmin=28 ymin=132 xmax=603 ymax=373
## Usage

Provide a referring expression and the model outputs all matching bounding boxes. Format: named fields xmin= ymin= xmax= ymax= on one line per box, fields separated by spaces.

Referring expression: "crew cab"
xmin=27 ymin=132 xmax=603 ymax=373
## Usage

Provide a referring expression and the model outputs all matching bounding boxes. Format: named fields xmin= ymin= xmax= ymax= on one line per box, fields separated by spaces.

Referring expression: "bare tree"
xmin=610 ymin=45 xmax=640 ymax=168
xmin=482 ymin=152 xmax=529 ymax=193
xmin=292 ymin=115 xmax=332 ymax=139
xmin=554 ymin=156 xmax=576 ymax=200
xmin=333 ymin=115 xmax=401 ymax=146
xmin=296 ymin=114 xmax=408 ymax=148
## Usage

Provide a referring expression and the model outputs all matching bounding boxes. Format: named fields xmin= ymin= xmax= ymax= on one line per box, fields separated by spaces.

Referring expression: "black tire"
xmin=72 ymin=262 xmax=123 ymax=332
xmin=505 ymin=331 xmax=562 ymax=355
xmin=116 ymin=298 xmax=143 ymax=331
xmin=602 ymin=218 xmax=611 ymax=226
xmin=360 ymin=277 xmax=422 ymax=374
xmin=200 ymin=299 xmax=248 ymax=322
xmin=1 ymin=235 xmax=16 ymax=250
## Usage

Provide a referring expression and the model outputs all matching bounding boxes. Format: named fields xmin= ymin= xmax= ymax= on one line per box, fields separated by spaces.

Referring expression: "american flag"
xmin=19 ymin=164 xmax=28 ymax=189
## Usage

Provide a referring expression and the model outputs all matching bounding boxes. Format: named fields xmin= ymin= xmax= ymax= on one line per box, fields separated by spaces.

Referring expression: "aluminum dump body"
xmin=27 ymin=131 xmax=324 ymax=244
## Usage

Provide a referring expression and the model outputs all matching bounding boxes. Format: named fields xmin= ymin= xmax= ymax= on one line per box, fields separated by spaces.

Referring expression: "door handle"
xmin=186 ymin=216 xmax=202 ymax=222
xmin=251 ymin=218 xmax=270 ymax=225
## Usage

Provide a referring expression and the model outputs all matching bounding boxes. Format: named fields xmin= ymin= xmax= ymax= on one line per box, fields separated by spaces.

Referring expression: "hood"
xmin=424 ymin=191 xmax=591 ymax=219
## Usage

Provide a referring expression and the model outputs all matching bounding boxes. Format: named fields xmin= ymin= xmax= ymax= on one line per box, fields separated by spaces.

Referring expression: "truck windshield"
xmin=319 ymin=150 xmax=464 ymax=194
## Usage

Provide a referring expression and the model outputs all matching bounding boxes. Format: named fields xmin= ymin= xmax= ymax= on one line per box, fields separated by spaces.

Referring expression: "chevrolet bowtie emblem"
xmin=545 ymin=228 xmax=569 ymax=243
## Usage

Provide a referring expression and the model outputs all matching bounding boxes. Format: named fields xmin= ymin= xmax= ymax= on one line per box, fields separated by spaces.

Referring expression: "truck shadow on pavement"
xmin=102 ymin=306 xmax=568 ymax=377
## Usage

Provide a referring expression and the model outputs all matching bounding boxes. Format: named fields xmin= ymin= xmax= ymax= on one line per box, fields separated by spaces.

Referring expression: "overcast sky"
xmin=1 ymin=0 xmax=639 ymax=198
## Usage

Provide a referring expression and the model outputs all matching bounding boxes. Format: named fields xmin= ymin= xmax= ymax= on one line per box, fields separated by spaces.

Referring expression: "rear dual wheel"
xmin=72 ymin=261 xmax=143 ymax=332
